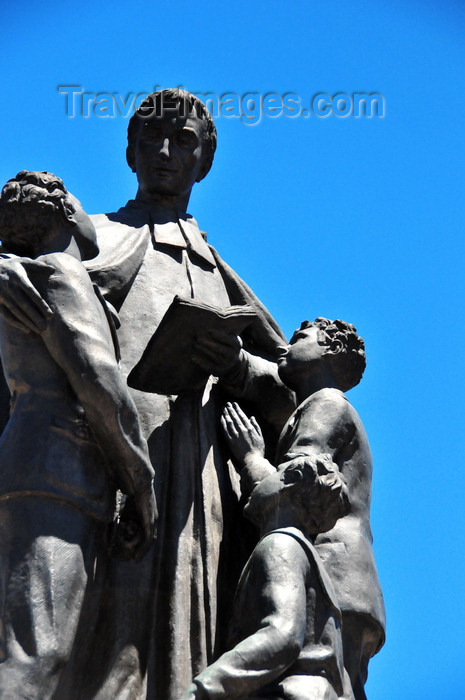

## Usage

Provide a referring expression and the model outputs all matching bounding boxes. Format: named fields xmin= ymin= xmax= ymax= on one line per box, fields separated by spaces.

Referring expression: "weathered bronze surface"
xmin=0 ymin=92 xmax=384 ymax=700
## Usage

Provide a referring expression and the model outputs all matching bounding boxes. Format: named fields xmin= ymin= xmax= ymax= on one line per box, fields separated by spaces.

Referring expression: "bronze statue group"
xmin=0 ymin=90 xmax=385 ymax=700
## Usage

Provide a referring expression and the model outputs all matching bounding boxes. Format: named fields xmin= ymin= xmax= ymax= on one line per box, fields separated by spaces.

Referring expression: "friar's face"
xmin=129 ymin=109 xmax=208 ymax=202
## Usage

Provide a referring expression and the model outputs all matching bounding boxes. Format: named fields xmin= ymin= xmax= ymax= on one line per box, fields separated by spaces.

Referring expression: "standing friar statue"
xmin=0 ymin=92 xmax=384 ymax=700
xmin=0 ymin=90 xmax=294 ymax=699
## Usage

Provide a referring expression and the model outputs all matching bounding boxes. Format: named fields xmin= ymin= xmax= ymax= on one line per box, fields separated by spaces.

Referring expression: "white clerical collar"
xmin=125 ymin=200 xmax=216 ymax=268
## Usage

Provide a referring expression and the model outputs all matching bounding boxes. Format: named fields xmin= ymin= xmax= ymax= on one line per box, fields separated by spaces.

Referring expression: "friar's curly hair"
xmin=127 ymin=88 xmax=217 ymax=181
xmin=300 ymin=317 xmax=366 ymax=392
xmin=0 ymin=171 xmax=76 ymax=254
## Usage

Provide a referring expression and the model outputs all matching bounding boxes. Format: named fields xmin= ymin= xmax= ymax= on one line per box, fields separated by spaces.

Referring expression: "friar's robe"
xmin=81 ymin=201 xmax=295 ymax=700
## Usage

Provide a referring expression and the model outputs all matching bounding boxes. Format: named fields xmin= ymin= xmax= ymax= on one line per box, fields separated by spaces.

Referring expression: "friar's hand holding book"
xmin=128 ymin=295 xmax=257 ymax=395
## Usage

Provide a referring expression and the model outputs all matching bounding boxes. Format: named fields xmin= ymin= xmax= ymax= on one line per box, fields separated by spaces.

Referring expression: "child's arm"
xmin=182 ymin=533 xmax=308 ymax=700
xmin=221 ymin=402 xmax=275 ymax=496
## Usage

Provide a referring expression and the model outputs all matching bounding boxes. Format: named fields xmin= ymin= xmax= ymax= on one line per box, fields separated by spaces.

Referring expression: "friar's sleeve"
xmin=35 ymin=253 xmax=154 ymax=496
xmin=209 ymin=245 xmax=296 ymax=434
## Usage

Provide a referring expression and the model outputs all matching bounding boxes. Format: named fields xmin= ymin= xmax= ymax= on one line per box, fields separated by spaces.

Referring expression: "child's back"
xmin=276 ymin=386 xmax=386 ymax=687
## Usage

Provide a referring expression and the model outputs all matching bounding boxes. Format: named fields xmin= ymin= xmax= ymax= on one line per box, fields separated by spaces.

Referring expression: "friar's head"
xmin=126 ymin=89 xmax=217 ymax=208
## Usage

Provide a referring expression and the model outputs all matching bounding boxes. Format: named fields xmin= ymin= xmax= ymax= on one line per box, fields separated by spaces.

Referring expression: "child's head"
xmin=244 ymin=454 xmax=349 ymax=536
xmin=278 ymin=317 xmax=366 ymax=393
xmin=0 ymin=171 xmax=98 ymax=260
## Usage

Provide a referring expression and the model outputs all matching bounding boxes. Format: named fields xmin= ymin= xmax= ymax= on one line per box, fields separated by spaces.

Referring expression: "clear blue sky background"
xmin=2 ymin=1 xmax=465 ymax=698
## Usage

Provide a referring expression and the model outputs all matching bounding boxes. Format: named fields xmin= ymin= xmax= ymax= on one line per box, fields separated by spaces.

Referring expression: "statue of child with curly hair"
xmin=185 ymin=318 xmax=385 ymax=700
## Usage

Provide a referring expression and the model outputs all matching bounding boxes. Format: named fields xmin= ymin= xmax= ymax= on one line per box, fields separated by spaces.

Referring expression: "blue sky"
xmin=2 ymin=1 xmax=465 ymax=697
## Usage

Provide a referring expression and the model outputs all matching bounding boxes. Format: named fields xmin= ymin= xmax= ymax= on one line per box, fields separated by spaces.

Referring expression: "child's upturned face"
xmin=277 ymin=325 xmax=325 ymax=386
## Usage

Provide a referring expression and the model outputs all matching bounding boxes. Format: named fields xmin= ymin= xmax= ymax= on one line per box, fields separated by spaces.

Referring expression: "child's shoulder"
xmin=32 ymin=253 xmax=95 ymax=303
xmin=309 ymin=387 xmax=346 ymax=402
xmin=39 ymin=251 xmax=88 ymax=275
xmin=298 ymin=387 xmax=352 ymax=417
